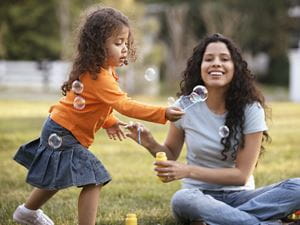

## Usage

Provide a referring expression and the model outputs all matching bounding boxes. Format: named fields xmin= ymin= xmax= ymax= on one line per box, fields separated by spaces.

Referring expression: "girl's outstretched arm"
xmin=92 ymin=70 xmax=184 ymax=124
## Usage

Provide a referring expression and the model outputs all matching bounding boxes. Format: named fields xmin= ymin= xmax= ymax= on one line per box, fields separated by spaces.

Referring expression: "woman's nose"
xmin=212 ymin=58 xmax=221 ymax=67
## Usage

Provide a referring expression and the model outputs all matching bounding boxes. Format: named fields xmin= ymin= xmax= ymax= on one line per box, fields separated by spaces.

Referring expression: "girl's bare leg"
xmin=78 ymin=184 xmax=101 ymax=225
xmin=25 ymin=188 xmax=58 ymax=210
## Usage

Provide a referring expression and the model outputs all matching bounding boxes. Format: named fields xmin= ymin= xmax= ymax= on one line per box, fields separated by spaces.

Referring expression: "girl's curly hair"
xmin=178 ymin=33 xmax=271 ymax=160
xmin=61 ymin=6 xmax=136 ymax=95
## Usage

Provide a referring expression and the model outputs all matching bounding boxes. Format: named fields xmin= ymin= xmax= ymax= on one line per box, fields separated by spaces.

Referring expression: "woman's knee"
xmin=280 ymin=178 xmax=300 ymax=209
xmin=171 ymin=189 xmax=206 ymax=222
xmin=172 ymin=189 xmax=200 ymax=209
xmin=281 ymin=178 xmax=300 ymax=192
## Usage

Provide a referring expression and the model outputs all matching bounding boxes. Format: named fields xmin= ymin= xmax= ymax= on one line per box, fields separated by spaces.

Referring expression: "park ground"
xmin=0 ymin=94 xmax=299 ymax=224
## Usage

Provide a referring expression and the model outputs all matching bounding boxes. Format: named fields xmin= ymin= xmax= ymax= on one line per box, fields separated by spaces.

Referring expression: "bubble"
xmin=167 ymin=96 xmax=176 ymax=106
xmin=219 ymin=125 xmax=230 ymax=138
xmin=48 ymin=133 xmax=62 ymax=149
xmin=144 ymin=67 xmax=157 ymax=82
xmin=192 ymin=85 xmax=208 ymax=102
xmin=73 ymin=96 xmax=86 ymax=110
xmin=71 ymin=80 xmax=84 ymax=94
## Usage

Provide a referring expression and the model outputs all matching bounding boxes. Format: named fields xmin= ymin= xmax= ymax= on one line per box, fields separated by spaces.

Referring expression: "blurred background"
xmin=0 ymin=0 xmax=300 ymax=101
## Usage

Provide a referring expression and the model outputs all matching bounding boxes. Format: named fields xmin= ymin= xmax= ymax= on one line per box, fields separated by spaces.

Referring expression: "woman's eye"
xmin=222 ymin=57 xmax=230 ymax=61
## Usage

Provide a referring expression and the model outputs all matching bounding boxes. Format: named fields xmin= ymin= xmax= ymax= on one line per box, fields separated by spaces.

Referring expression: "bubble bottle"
xmin=125 ymin=213 xmax=137 ymax=225
xmin=155 ymin=152 xmax=168 ymax=182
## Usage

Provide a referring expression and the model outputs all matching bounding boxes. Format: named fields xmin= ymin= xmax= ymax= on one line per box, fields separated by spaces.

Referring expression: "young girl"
xmin=13 ymin=6 xmax=184 ymax=225
xmin=126 ymin=34 xmax=300 ymax=225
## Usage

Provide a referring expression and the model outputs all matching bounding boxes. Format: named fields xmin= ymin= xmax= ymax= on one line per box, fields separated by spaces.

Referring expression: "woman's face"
xmin=200 ymin=41 xmax=234 ymax=89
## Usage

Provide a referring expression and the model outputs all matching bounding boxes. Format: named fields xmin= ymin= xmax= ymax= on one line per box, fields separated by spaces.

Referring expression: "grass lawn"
xmin=0 ymin=98 xmax=299 ymax=224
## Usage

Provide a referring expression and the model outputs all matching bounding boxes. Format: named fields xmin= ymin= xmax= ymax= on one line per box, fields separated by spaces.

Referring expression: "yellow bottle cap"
xmin=156 ymin=152 xmax=167 ymax=160
xmin=125 ymin=213 xmax=137 ymax=225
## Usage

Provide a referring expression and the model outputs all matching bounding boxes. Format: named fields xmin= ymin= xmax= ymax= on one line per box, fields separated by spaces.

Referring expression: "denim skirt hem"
xmin=13 ymin=117 xmax=112 ymax=190
xmin=26 ymin=177 xmax=111 ymax=191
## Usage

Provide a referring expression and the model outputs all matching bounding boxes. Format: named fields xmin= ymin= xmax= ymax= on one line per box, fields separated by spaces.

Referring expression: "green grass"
xmin=0 ymin=98 xmax=300 ymax=224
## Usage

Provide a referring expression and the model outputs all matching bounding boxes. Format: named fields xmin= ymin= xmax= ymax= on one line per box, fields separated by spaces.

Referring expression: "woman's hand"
xmin=154 ymin=160 xmax=189 ymax=183
xmin=105 ymin=121 xmax=127 ymax=141
xmin=125 ymin=122 xmax=154 ymax=147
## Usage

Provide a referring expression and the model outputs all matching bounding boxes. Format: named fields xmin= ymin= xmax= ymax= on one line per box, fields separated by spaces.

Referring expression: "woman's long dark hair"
xmin=61 ymin=6 xmax=136 ymax=95
xmin=178 ymin=33 xmax=271 ymax=160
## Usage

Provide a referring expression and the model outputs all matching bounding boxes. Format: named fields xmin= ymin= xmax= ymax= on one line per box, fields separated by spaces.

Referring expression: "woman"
xmin=126 ymin=33 xmax=300 ymax=225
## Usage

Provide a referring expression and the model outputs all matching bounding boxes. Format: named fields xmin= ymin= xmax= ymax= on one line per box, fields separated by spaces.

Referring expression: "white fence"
xmin=289 ymin=47 xmax=300 ymax=102
xmin=0 ymin=60 xmax=71 ymax=92
xmin=1 ymin=53 xmax=299 ymax=101
xmin=0 ymin=60 xmax=159 ymax=96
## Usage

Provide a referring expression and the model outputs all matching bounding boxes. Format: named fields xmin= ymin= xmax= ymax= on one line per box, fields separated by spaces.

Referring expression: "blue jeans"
xmin=171 ymin=178 xmax=300 ymax=225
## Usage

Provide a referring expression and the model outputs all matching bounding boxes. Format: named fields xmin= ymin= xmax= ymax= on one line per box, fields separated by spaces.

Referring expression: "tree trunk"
xmin=57 ymin=0 xmax=71 ymax=60
xmin=164 ymin=4 xmax=196 ymax=90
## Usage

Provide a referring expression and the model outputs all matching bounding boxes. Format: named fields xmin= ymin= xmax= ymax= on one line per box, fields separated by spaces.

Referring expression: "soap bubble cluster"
xmin=179 ymin=85 xmax=208 ymax=111
xmin=72 ymin=80 xmax=85 ymax=110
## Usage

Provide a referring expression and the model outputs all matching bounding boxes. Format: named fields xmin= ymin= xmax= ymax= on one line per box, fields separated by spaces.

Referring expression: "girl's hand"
xmin=165 ymin=106 xmax=185 ymax=122
xmin=125 ymin=121 xmax=154 ymax=147
xmin=154 ymin=160 xmax=189 ymax=183
xmin=105 ymin=121 xmax=127 ymax=141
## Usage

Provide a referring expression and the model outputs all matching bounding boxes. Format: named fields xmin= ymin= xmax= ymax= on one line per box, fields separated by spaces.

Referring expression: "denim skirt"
xmin=13 ymin=117 xmax=111 ymax=190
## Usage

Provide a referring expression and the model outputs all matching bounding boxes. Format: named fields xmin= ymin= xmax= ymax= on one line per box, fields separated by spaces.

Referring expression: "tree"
xmin=1 ymin=0 xmax=61 ymax=60
xmin=243 ymin=0 xmax=290 ymax=85
xmin=138 ymin=0 xmax=294 ymax=86
xmin=0 ymin=0 xmax=21 ymax=58
xmin=0 ymin=0 xmax=102 ymax=60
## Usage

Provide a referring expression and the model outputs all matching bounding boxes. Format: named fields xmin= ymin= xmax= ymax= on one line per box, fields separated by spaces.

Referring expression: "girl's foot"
xmin=13 ymin=204 xmax=54 ymax=225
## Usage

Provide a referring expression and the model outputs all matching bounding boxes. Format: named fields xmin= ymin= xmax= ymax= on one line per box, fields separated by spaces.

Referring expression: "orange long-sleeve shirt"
xmin=49 ymin=68 xmax=167 ymax=148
